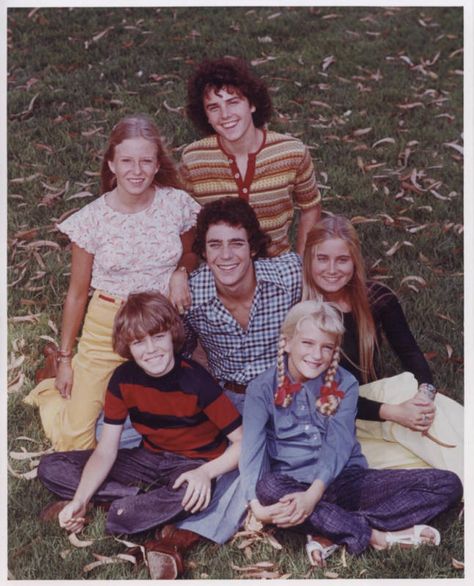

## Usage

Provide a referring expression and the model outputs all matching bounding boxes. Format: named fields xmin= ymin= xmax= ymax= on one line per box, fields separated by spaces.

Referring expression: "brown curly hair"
xmin=192 ymin=197 xmax=270 ymax=260
xmin=100 ymin=114 xmax=182 ymax=194
xmin=186 ymin=57 xmax=273 ymax=136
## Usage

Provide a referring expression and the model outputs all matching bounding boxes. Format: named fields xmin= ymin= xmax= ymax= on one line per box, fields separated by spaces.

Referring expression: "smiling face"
xmin=311 ymin=238 xmax=355 ymax=299
xmin=129 ymin=331 xmax=175 ymax=377
xmin=285 ymin=319 xmax=337 ymax=383
xmin=204 ymin=222 xmax=255 ymax=292
xmin=203 ymin=86 xmax=256 ymax=146
xmin=108 ymin=137 xmax=159 ymax=199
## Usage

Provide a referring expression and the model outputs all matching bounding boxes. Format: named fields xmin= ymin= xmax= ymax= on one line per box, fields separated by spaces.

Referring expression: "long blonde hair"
xmin=302 ymin=215 xmax=377 ymax=383
xmin=277 ymin=300 xmax=345 ymax=394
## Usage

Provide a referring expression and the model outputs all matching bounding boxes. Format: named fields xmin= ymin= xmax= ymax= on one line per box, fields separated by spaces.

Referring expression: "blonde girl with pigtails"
xmin=240 ymin=300 xmax=462 ymax=568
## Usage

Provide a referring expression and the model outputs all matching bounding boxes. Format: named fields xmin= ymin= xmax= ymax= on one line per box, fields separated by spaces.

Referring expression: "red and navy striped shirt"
xmin=104 ymin=356 xmax=242 ymax=460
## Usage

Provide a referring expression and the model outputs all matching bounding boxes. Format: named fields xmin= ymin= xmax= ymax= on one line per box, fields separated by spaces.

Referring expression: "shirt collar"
xmin=189 ymin=257 xmax=289 ymax=307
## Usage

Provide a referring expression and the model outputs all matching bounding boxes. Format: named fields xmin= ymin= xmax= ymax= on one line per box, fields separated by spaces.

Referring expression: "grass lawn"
xmin=7 ymin=5 xmax=464 ymax=580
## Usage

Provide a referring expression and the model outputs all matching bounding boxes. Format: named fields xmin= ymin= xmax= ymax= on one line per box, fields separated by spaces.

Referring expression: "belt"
xmin=97 ymin=291 xmax=124 ymax=305
xmin=223 ymin=381 xmax=247 ymax=395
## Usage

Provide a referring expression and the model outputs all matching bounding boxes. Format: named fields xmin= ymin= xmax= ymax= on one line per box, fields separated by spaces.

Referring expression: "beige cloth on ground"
xmin=356 ymin=371 xmax=463 ymax=484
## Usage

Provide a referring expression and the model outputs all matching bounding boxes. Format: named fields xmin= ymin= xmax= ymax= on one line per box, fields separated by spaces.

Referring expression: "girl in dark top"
xmin=302 ymin=215 xmax=462 ymax=481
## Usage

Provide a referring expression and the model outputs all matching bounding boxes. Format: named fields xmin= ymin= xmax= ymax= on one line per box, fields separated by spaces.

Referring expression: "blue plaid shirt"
xmin=183 ymin=253 xmax=302 ymax=386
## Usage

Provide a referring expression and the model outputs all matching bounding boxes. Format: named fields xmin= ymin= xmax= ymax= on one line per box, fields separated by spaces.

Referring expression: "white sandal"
xmin=305 ymin=534 xmax=339 ymax=566
xmin=385 ymin=524 xmax=441 ymax=549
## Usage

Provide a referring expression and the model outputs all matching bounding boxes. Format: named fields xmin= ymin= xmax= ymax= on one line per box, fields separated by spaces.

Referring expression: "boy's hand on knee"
xmin=174 ymin=468 xmax=212 ymax=513
xmin=58 ymin=499 xmax=87 ymax=533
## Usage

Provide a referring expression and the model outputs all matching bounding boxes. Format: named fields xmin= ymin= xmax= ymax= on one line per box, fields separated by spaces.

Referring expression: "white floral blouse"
xmin=57 ymin=186 xmax=200 ymax=298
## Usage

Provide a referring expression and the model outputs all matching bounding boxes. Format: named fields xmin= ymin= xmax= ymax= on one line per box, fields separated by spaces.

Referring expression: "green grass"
xmin=7 ymin=6 xmax=463 ymax=580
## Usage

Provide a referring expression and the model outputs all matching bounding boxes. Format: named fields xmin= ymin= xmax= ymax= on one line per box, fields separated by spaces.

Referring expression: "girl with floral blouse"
xmin=25 ymin=114 xmax=200 ymax=451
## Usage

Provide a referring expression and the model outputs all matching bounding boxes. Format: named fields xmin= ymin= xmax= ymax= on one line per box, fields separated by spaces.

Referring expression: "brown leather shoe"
xmin=39 ymin=500 xmax=104 ymax=523
xmin=144 ymin=539 xmax=184 ymax=580
xmin=39 ymin=500 xmax=70 ymax=522
xmin=35 ymin=343 xmax=59 ymax=384
xmin=154 ymin=524 xmax=201 ymax=551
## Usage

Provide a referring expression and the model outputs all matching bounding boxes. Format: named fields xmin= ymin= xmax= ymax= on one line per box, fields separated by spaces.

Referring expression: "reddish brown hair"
xmin=113 ymin=291 xmax=185 ymax=359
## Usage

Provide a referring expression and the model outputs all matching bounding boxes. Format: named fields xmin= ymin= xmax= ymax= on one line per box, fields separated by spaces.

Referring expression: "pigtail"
xmin=276 ymin=335 xmax=286 ymax=390
xmin=316 ymin=346 xmax=345 ymax=415
xmin=274 ymin=335 xmax=301 ymax=408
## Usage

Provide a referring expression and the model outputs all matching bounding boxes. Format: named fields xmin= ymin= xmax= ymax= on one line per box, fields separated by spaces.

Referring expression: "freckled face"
xmin=311 ymin=238 xmax=355 ymax=297
xmin=285 ymin=320 xmax=336 ymax=383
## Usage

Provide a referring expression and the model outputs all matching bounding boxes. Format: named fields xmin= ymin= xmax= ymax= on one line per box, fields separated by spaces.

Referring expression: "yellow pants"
xmin=357 ymin=372 xmax=464 ymax=485
xmin=24 ymin=291 xmax=126 ymax=451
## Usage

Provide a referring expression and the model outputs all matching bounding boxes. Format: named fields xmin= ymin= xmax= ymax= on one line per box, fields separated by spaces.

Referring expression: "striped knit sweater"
xmin=181 ymin=130 xmax=320 ymax=256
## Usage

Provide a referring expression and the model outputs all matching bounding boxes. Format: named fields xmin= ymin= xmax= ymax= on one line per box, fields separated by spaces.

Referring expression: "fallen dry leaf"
xmin=25 ymin=240 xmax=61 ymax=250
xmin=8 ymin=372 xmax=25 ymax=394
xmin=435 ymin=312 xmax=456 ymax=325
xmin=400 ymin=275 xmax=427 ymax=288
xmin=385 ymin=240 xmax=414 ymax=256
xmin=9 ymin=448 xmax=53 ymax=460
xmin=452 ymin=558 xmax=464 ymax=570
xmin=7 ymin=462 xmax=38 ymax=480
xmin=265 ymin=532 xmax=283 ymax=550
xmin=83 ymin=558 xmax=120 ymax=573
xmin=443 ymin=141 xmax=463 ymax=155
xmin=321 ymin=55 xmax=335 ymax=72
xmin=372 ymin=137 xmax=396 ymax=148
xmin=353 ymin=127 xmax=372 ymax=137
xmin=324 ymin=571 xmax=340 ymax=578
xmin=65 ymin=190 xmax=94 ymax=200
xmin=69 ymin=533 xmax=95 ymax=548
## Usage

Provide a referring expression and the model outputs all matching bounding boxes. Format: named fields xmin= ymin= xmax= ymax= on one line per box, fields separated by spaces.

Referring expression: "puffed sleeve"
xmin=56 ymin=200 xmax=100 ymax=254
xmin=174 ymin=189 xmax=201 ymax=233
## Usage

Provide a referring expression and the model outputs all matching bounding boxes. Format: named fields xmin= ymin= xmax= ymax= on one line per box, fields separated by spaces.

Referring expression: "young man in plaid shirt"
xmin=183 ymin=197 xmax=302 ymax=413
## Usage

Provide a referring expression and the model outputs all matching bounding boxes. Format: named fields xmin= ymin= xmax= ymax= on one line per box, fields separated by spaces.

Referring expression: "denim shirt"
xmin=240 ymin=365 xmax=368 ymax=501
